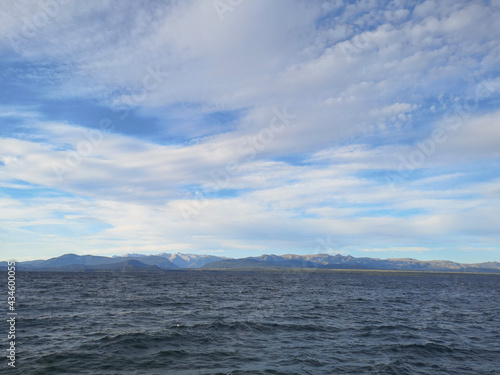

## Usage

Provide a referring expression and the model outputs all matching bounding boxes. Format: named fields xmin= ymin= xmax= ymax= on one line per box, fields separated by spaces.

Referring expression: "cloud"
xmin=2 ymin=1 xmax=498 ymax=143
xmin=0 ymin=1 xmax=499 ymax=262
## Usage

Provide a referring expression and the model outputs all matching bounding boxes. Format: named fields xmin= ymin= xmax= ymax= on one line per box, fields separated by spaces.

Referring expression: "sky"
xmin=0 ymin=0 xmax=499 ymax=263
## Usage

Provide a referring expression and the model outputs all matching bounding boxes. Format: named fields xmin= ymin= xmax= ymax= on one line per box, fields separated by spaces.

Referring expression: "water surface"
xmin=3 ymin=270 xmax=500 ymax=374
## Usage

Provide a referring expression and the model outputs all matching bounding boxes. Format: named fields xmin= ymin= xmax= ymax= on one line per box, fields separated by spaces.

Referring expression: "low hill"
xmin=19 ymin=259 xmax=162 ymax=272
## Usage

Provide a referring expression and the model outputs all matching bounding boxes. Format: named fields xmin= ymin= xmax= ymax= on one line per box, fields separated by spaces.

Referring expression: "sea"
xmin=3 ymin=270 xmax=500 ymax=374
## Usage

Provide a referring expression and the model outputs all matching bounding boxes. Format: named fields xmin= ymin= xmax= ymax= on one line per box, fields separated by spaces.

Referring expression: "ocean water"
xmin=3 ymin=270 xmax=500 ymax=374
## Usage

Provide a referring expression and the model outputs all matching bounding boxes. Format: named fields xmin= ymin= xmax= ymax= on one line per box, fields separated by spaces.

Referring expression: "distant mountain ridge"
xmin=0 ymin=252 xmax=499 ymax=273
xmin=202 ymin=253 xmax=500 ymax=273
xmin=114 ymin=252 xmax=229 ymax=269
xmin=162 ymin=253 xmax=230 ymax=268
xmin=0 ymin=252 xmax=227 ymax=272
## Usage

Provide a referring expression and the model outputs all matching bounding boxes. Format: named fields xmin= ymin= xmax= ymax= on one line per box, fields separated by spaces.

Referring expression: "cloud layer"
xmin=0 ymin=0 xmax=499 ymax=262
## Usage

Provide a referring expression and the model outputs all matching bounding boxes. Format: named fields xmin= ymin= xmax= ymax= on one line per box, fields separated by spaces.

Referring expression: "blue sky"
xmin=0 ymin=0 xmax=499 ymax=262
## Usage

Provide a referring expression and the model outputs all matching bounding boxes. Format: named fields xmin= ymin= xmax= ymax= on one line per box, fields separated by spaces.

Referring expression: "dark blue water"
xmin=2 ymin=271 xmax=500 ymax=374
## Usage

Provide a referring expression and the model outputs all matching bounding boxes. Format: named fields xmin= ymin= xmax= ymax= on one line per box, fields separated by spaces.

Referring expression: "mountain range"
xmin=0 ymin=253 xmax=227 ymax=272
xmin=202 ymin=254 xmax=500 ymax=273
xmin=1 ymin=252 xmax=499 ymax=273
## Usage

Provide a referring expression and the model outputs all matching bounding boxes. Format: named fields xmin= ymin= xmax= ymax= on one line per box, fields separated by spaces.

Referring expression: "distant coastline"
xmin=2 ymin=253 xmax=499 ymax=274
xmin=194 ymin=268 xmax=500 ymax=276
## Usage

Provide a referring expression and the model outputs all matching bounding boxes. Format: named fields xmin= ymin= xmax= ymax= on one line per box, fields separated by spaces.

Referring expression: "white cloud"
xmin=0 ymin=1 xmax=499 ymax=262
xmin=1 ymin=0 xmax=498 ymax=147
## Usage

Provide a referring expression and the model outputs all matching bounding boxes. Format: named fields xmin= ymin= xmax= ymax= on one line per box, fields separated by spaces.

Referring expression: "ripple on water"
xmin=6 ymin=271 xmax=500 ymax=374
